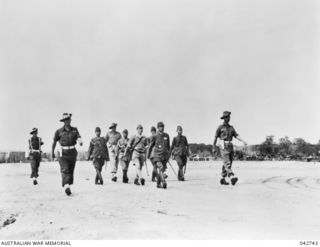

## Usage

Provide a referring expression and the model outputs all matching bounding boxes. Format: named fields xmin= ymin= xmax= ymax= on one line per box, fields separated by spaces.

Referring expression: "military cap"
xmin=30 ymin=128 xmax=38 ymax=135
xmin=95 ymin=127 xmax=101 ymax=132
xmin=60 ymin=113 xmax=72 ymax=122
xmin=157 ymin=122 xmax=164 ymax=127
xmin=150 ymin=126 xmax=156 ymax=132
xmin=220 ymin=111 xmax=231 ymax=119
xmin=123 ymin=129 xmax=128 ymax=134
xmin=137 ymin=124 xmax=143 ymax=129
xmin=177 ymin=125 xmax=183 ymax=131
xmin=109 ymin=123 xmax=117 ymax=129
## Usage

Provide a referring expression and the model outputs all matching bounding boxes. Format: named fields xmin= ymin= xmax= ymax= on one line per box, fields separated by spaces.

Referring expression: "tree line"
xmin=189 ymin=136 xmax=320 ymax=161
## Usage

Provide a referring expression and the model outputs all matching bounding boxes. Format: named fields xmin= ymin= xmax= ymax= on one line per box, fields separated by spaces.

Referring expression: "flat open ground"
xmin=0 ymin=160 xmax=320 ymax=240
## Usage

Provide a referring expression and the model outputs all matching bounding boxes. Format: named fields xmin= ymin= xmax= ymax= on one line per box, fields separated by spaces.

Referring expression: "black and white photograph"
xmin=0 ymin=0 xmax=319 ymax=244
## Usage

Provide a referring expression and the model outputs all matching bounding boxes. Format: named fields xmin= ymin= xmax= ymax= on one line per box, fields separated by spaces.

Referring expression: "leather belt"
xmin=61 ymin=146 xmax=75 ymax=150
xmin=223 ymin=141 xmax=233 ymax=144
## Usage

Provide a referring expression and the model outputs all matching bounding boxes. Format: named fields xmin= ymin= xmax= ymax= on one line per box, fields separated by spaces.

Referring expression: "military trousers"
xmin=59 ymin=149 xmax=77 ymax=187
xmin=154 ymin=159 xmax=166 ymax=172
xmin=220 ymin=149 xmax=235 ymax=178
xmin=154 ymin=160 xmax=167 ymax=186
xmin=119 ymin=158 xmax=130 ymax=171
xmin=93 ymin=158 xmax=105 ymax=172
xmin=132 ymin=151 xmax=145 ymax=169
xmin=30 ymin=153 xmax=41 ymax=178
xmin=108 ymin=145 xmax=119 ymax=176
xmin=93 ymin=158 xmax=104 ymax=183
xmin=150 ymin=158 xmax=157 ymax=178
xmin=175 ymin=155 xmax=187 ymax=179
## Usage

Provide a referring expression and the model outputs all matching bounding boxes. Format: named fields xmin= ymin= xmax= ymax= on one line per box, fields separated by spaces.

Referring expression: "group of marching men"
xmin=87 ymin=121 xmax=188 ymax=188
xmin=28 ymin=111 xmax=247 ymax=196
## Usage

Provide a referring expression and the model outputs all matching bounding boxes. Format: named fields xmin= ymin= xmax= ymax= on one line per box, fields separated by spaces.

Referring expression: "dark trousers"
xmin=93 ymin=158 xmax=104 ymax=183
xmin=59 ymin=149 xmax=77 ymax=187
xmin=175 ymin=155 xmax=187 ymax=179
xmin=220 ymin=150 xmax=234 ymax=178
xmin=150 ymin=158 xmax=157 ymax=179
xmin=155 ymin=159 xmax=167 ymax=185
xmin=30 ymin=153 xmax=41 ymax=178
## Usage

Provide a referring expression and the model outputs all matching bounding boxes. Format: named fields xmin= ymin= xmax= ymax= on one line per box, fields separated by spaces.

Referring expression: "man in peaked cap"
xmin=213 ymin=111 xmax=247 ymax=186
xmin=87 ymin=127 xmax=109 ymax=185
xmin=147 ymin=121 xmax=170 ymax=189
xmin=28 ymin=128 xmax=44 ymax=185
xmin=170 ymin=125 xmax=190 ymax=181
xmin=52 ymin=113 xmax=83 ymax=196
xmin=105 ymin=123 xmax=122 ymax=182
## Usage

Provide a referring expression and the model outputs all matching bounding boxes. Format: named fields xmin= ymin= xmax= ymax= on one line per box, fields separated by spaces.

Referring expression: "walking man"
xmin=87 ymin=127 xmax=109 ymax=185
xmin=28 ymin=128 xmax=44 ymax=185
xmin=117 ymin=129 xmax=130 ymax=183
xmin=147 ymin=126 xmax=157 ymax=182
xmin=52 ymin=113 xmax=83 ymax=196
xmin=147 ymin=122 xmax=170 ymax=189
xmin=128 ymin=125 xmax=148 ymax=186
xmin=105 ymin=123 xmax=122 ymax=182
xmin=213 ymin=111 xmax=247 ymax=186
xmin=171 ymin=125 xmax=189 ymax=181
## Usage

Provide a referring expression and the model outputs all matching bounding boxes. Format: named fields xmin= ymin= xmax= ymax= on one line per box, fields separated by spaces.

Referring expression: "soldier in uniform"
xmin=28 ymin=128 xmax=44 ymax=185
xmin=52 ymin=113 xmax=83 ymax=196
xmin=117 ymin=129 xmax=130 ymax=183
xmin=147 ymin=126 xmax=157 ymax=182
xmin=147 ymin=122 xmax=170 ymax=189
xmin=87 ymin=127 xmax=109 ymax=185
xmin=105 ymin=123 xmax=122 ymax=182
xmin=171 ymin=125 xmax=189 ymax=181
xmin=213 ymin=111 xmax=247 ymax=186
xmin=128 ymin=125 xmax=148 ymax=186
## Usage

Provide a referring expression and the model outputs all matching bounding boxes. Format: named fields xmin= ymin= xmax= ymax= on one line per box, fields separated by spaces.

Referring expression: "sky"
xmin=0 ymin=0 xmax=319 ymax=152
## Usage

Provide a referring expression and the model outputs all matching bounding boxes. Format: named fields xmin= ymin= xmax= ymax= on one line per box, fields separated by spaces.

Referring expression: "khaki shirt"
xmin=29 ymin=136 xmax=44 ymax=151
xmin=215 ymin=123 xmax=238 ymax=141
xmin=129 ymin=135 xmax=148 ymax=153
xmin=88 ymin=137 xmax=109 ymax=160
xmin=148 ymin=132 xmax=170 ymax=160
xmin=105 ymin=131 xmax=122 ymax=147
xmin=53 ymin=126 xmax=81 ymax=147
xmin=117 ymin=137 xmax=130 ymax=160
xmin=171 ymin=135 xmax=189 ymax=157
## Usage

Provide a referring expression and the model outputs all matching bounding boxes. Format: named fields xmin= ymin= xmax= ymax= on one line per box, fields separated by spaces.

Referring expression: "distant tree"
xmin=189 ymin=143 xmax=214 ymax=156
xmin=293 ymin=138 xmax=316 ymax=157
xmin=279 ymin=136 xmax=292 ymax=157
xmin=259 ymin=135 xmax=277 ymax=157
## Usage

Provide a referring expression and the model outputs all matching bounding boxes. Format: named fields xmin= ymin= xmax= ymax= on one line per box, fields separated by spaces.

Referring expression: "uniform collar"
xmin=222 ymin=122 xmax=231 ymax=127
xmin=62 ymin=125 xmax=73 ymax=131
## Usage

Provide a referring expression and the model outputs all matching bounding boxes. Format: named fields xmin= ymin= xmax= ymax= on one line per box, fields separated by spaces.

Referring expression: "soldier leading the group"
xmin=87 ymin=127 xmax=109 ymax=185
xmin=171 ymin=125 xmax=189 ymax=181
xmin=147 ymin=122 xmax=170 ymax=189
xmin=28 ymin=128 xmax=44 ymax=185
xmin=105 ymin=123 xmax=122 ymax=182
xmin=52 ymin=113 xmax=83 ymax=196
xmin=213 ymin=111 xmax=247 ymax=186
